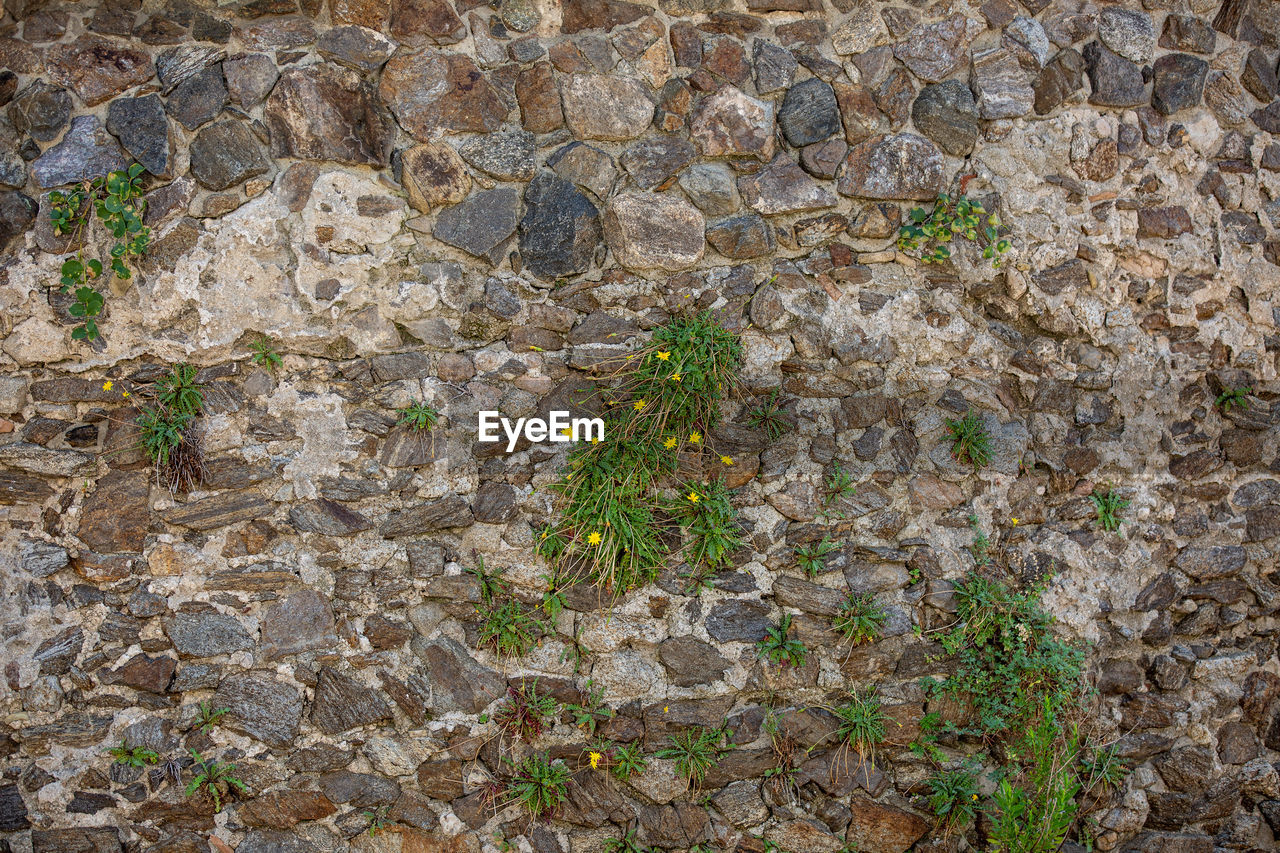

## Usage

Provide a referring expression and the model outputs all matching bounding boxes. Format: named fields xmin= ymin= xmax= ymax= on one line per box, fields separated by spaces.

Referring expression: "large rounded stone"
xmin=32 ymin=116 xmax=128 ymax=189
xmin=604 ymin=191 xmax=705 ymax=272
xmin=7 ymin=81 xmax=70 ymax=142
xmin=265 ymin=66 xmax=394 ymax=166
xmin=561 ymin=74 xmax=653 ymax=141
xmin=1152 ymin=53 xmax=1209 ymax=116
xmin=778 ymin=78 xmax=840 ymax=148
xmin=837 ymin=133 xmax=946 ymax=200
xmin=1098 ymin=8 xmax=1155 ymax=63
xmin=47 ymin=36 xmax=154 ymax=106
xmin=188 ymin=120 xmax=270 ymax=190
xmin=691 ymin=86 xmax=775 ymax=161
xmin=1083 ymin=42 xmax=1147 ymax=107
xmin=379 ymin=52 xmax=507 ymax=139
xmin=910 ymin=81 xmax=978 ymax=156
xmin=432 ymin=188 xmax=520 ymax=264
xmin=518 ymin=173 xmax=601 ymax=280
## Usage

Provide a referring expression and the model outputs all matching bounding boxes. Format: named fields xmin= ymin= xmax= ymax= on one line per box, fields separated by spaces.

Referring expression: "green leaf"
xmin=129 ymin=163 xmax=145 ymax=178
xmin=61 ymin=258 xmax=84 ymax=278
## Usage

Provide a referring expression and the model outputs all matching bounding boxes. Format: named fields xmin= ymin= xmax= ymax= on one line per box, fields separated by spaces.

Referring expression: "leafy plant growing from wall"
xmin=897 ymin=193 xmax=1010 ymax=267
xmin=505 ymin=752 xmax=571 ymax=821
xmin=184 ymin=750 xmax=247 ymax=813
xmin=136 ymin=363 xmax=206 ymax=492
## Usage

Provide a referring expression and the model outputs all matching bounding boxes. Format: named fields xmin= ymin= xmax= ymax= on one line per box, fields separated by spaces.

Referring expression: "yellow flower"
xmin=670 ymin=373 xmax=681 ymax=382
xmin=656 ymin=351 xmax=671 ymax=361
xmin=121 ymin=391 xmax=130 ymax=398
xmin=971 ymin=794 xmax=979 ymax=801
xmin=587 ymin=531 xmax=602 ymax=545
xmin=589 ymin=751 xmax=602 ymax=770
xmin=720 ymin=456 xmax=734 ymax=466
xmin=664 ymin=437 xmax=678 ymax=449
xmin=101 ymin=380 xmax=113 ymax=391
xmin=1011 ymin=518 xmax=1019 ymax=526
xmin=663 ymin=705 xmax=669 ymax=713
xmin=590 ymin=437 xmax=601 ymax=444
xmin=687 ymin=491 xmax=700 ymax=503
xmin=689 ymin=432 xmax=701 ymax=444
xmin=634 ymin=400 xmax=646 ymax=411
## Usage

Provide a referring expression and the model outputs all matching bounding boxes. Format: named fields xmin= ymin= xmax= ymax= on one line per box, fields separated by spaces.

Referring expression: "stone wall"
xmin=1 ymin=0 xmax=1280 ymax=851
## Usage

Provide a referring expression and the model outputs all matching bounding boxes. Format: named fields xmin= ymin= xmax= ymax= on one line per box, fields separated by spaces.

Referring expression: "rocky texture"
xmin=604 ymin=191 xmax=706 ymax=271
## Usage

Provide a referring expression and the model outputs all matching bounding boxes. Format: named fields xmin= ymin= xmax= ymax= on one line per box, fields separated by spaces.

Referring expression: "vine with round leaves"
xmin=897 ymin=193 xmax=1011 ymax=268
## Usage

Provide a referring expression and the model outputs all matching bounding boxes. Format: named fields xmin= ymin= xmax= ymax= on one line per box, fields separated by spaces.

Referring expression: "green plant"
xmin=969 ymin=514 xmax=992 ymax=566
xmin=47 ymin=163 xmax=150 ymax=341
xmin=397 ymin=400 xmax=439 ymax=431
xmin=756 ymin=613 xmax=807 ymax=668
xmin=468 ymin=556 xmax=509 ymax=605
xmin=671 ymin=479 xmax=742 ymax=568
xmin=822 ymin=461 xmax=856 ymax=513
xmin=1081 ymin=742 xmax=1129 ymax=792
xmin=834 ymin=593 xmax=886 ymax=646
xmin=747 ymin=388 xmax=789 ymax=440
xmin=897 ymin=192 xmax=1010 ymax=267
xmin=1216 ymin=386 xmax=1251 ymax=412
xmin=926 ymin=763 xmax=980 ymax=833
xmin=656 ymin=725 xmax=730 ymax=787
xmin=136 ymin=363 xmax=207 ymax=492
xmin=106 ymin=738 xmax=158 ymax=768
xmin=1089 ymin=488 xmax=1128 ymax=533
xmin=249 ymin=335 xmax=282 ymax=370
xmin=479 ymin=598 xmax=541 ymax=658
xmin=536 ymin=525 xmax=569 ymax=563
xmin=362 ymin=804 xmax=391 ymax=837
xmin=610 ymin=741 xmax=648 ymax=781
xmin=987 ymin=705 xmax=1081 ymax=853
xmin=154 ymin=363 xmax=203 ymax=416
xmin=184 ymin=749 xmax=247 ymax=813
xmin=137 ymin=405 xmax=196 ymax=469
xmin=505 ymin=752 xmax=571 ymax=821
xmin=191 ymin=701 xmax=229 ymax=735
xmin=795 ymin=537 xmax=838 ymax=577
xmin=832 ymin=687 xmax=887 ymax=757
xmin=494 ymin=680 xmax=558 ymax=743
xmin=945 ymin=410 xmax=992 ymax=468
xmin=605 ymin=828 xmax=657 ymax=853
xmin=564 ymin=680 xmax=614 ymax=736
xmin=559 ymin=623 xmax=592 ymax=675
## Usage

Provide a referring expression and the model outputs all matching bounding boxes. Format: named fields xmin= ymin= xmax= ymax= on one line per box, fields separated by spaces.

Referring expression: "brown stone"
xmin=101 ymin=653 xmax=175 ymax=694
xmin=844 ymin=795 xmax=929 ymax=853
xmin=604 ymin=191 xmax=705 ymax=272
xmin=331 ymin=0 xmax=391 ymax=29
xmin=561 ymin=74 xmax=653 ymax=141
xmin=236 ymin=790 xmax=336 ymax=829
xmin=263 ymin=66 xmax=393 ymax=166
xmin=379 ymin=53 xmax=507 ymax=139
xmin=390 ymin=0 xmax=465 ymax=43
xmin=401 ymin=143 xmax=470 ymax=212
xmin=78 ymin=470 xmax=150 ymax=554
xmin=690 ymin=86 xmax=775 ymax=160
xmin=561 ymin=0 xmax=648 ymax=34
xmin=164 ymin=492 xmax=273 ymax=531
xmin=837 ymin=133 xmax=946 ymax=200
xmin=47 ymin=36 xmax=154 ymax=106
xmin=516 ymin=62 xmax=563 ymax=133
xmin=1137 ymin=205 xmax=1193 ymax=238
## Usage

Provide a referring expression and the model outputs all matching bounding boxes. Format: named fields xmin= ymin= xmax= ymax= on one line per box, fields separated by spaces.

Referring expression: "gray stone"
xmin=1004 ymin=16 xmax=1051 ymax=69
xmin=754 ymin=40 xmax=798 ymax=93
xmin=163 ymin=491 xmax=272 ymax=530
xmin=549 ymin=141 xmax=617 ymax=201
xmin=318 ymin=770 xmax=400 ymax=807
xmin=1152 ymin=53 xmax=1209 ymax=116
xmin=317 ymin=24 xmax=397 ymax=72
xmin=165 ymin=64 xmax=227 ymax=130
xmin=432 ymin=188 xmax=521 ymax=265
xmin=502 ymin=0 xmax=541 ymax=31
xmin=165 ymin=609 xmax=255 ymax=657
xmin=1159 ymin=15 xmax=1216 ymax=54
xmin=379 ymin=493 xmax=475 ymax=536
xmin=604 ymin=191 xmax=706 ymax=271
xmin=107 ymin=95 xmax=173 ymax=178
xmin=1084 ymin=42 xmax=1146 ymax=107
xmin=678 ymin=162 xmax=740 ymax=215
xmin=519 ymin=173 xmax=602 ymax=280
xmin=690 ymin=86 xmax=775 ymax=161
xmin=562 ymin=73 xmax=653 ymax=140
xmin=32 ymin=116 xmax=128 ymax=189
xmin=893 ymin=14 xmax=970 ymax=82
xmin=7 ymin=80 xmax=70 ymax=142
xmin=972 ymin=47 xmax=1035 ymax=119
xmin=1242 ymin=49 xmax=1279 ymax=103
xmin=799 ymin=138 xmax=848 ymax=179
xmin=778 ymin=78 xmax=841 ymax=147
xmin=911 ymin=80 xmax=978 ymax=156
xmin=412 ymin=635 xmax=504 ymax=713
xmin=156 ymin=44 xmax=224 ymax=92
xmin=658 ymin=636 xmax=730 ymax=686
xmin=706 ymin=599 xmax=772 ymax=642
xmin=189 ymin=120 xmax=270 ymax=190
xmin=288 ymin=498 xmax=373 ymax=536
xmin=621 ymin=135 xmax=697 ymax=190
xmin=311 ymin=667 xmax=394 ymax=734
xmin=706 ymin=214 xmax=774 ymax=259
xmin=837 ymin=133 xmax=945 ymax=200
xmin=21 ymin=538 xmax=68 ymax=578
xmin=1098 ymin=8 xmax=1154 ymax=62
xmin=737 ymin=154 xmax=838 ymax=215
xmin=213 ymin=672 xmax=304 ymax=748
xmin=459 ymin=128 xmax=536 ymax=181
xmin=261 ymin=590 xmax=339 ymax=660
xmin=265 ymin=66 xmax=393 ymax=166
xmin=224 ymin=53 xmax=279 ymax=106
xmin=379 ymin=52 xmax=507 ymax=139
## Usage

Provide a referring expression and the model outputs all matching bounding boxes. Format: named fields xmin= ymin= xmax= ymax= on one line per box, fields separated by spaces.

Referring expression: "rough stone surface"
xmin=518 ymin=173 xmax=602 ymax=280
xmin=32 ymin=116 xmax=128 ymax=189
xmin=432 ymin=188 xmax=521 ymax=265
xmin=380 ymin=52 xmax=506 ymax=138
xmin=837 ymin=133 xmax=945 ymax=199
xmin=911 ymin=80 xmax=978 ymax=155
xmin=188 ymin=120 xmax=270 ymax=190
xmin=604 ymin=191 xmax=705 ymax=271
xmin=561 ymin=74 xmax=653 ymax=140
xmin=264 ymin=65 xmax=392 ymax=166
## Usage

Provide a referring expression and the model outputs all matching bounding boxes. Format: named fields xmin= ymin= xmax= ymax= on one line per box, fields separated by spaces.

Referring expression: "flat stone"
xmin=312 ymin=666 xmax=393 ymax=734
xmin=1034 ymin=48 xmax=1085 ymax=114
xmin=561 ymin=73 xmax=653 ymax=140
xmin=755 ymin=40 xmax=798 ymax=93
xmin=78 ymin=470 xmax=150 ymax=554
xmin=972 ymin=47 xmax=1034 ymax=119
xmin=845 ymin=795 xmax=929 ymax=853
xmin=1137 ymin=205 xmax=1192 ymax=238
xmin=1255 ymin=101 xmax=1280 ymax=134
xmin=189 ymin=120 xmax=270 ymax=190
xmin=737 ymin=154 xmax=837 ymax=215
xmin=1084 ymin=42 xmax=1146 ymax=107
xmin=678 ymin=162 xmax=739 ymax=214
xmin=212 ymin=672 xmax=304 ymax=747
xmin=516 ymin=62 xmax=564 ymax=132
xmin=32 ymin=115 xmax=128 ymax=189
xmin=390 ymin=0 xmax=465 ymax=44
xmin=519 ymin=172 xmax=601 ymax=280
xmin=706 ymin=599 xmax=772 ymax=642
xmin=106 ymin=94 xmax=173 ymax=178
xmin=459 ymin=128 xmax=535 ymax=181
xmin=0 ymin=784 xmax=28 ymax=832
xmin=0 ymin=441 xmax=95 ymax=476
xmin=101 ymin=653 xmax=175 ymax=694
xmin=165 ymin=64 xmax=227 ymax=130
xmin=380 ymin=52 xmax=506 ymax=139
xmin=604 ymin=191 xmax=705 ymax=271
xmin=7 ymin=81 xmax=70 ymax=142
xmin=837 ymin=133 xmax=945 ymax=200
xmin=620 ymin=135 xmax=697 ymax=190
xmin=911 ymin=80 xmax=978 ymax=156
xmin=411 ymin=635 xmax=504 ymax=713
xmin=224 ymin=53 xmax=279 ymax=106
xmin=163 ymin=490 xmax=272 ymax=529
xmin=261 ymin=590 xmax=339 ymax=659
xmin=833 ymin=5 xmax=889 ymax=55
xmin=1242 ymin=49 xmax=1279 ymax=102
xmin=31 ymin=829 xmax=120 ymax=853
xmin=1159 ymin=15 xmax=1216 ymax=54
xmin=893 ymin=15 xmax=970 ymax=82
xmin=1174 ymin=545 xmax=1246 ymax=580
xmin=432 ymin=188 xmax=520 ymax=265
xmin=1152 ymin=53 xmax=1208 ymax=116
xmin=21 ymin=538 xmax=69 ymax=577
xmin=799 ymin=138 xmax=848 ymax=180
xmin=706 ymin=213 xmax=773 ymax=259
xmin=1004 ymin=16 xmax=1051 ymax=69
xmin=288 ymin=498 xmax=372 ymax=536
xmin=156 ymin=44 xmax=224 ymax=92
xmin=264 ymin=65 xmax=393 ymax=166
xmin=379 ymin=493 xmax=474 ymax=536
xmin=1098 ymin=8 xmax=1154 ymax=62
xmin=561 ymin=0 xmax=648 ymax=34
xmin=237 ymin=791 xmax=336 ymax=829
xmin=779 ymin=77 xmax=841 ymax=147
xmin=165 ymin=608 xmax=255 ymax=658
xmin=401 ymin=142 xmax=470 ymax=212
xmin=658 ymin=635 xmax=730 ymax=686
xmin=549 ymin=141 xmax=617 ymax=201
xmin=317 ymin=24 xmax=396 ymax=72
xmin=691 ymin=86 xmax=775 ymax=160
xmin=47 ymin=36 xmax=154 ymax=106
xmin=1033 ymin=258 xmax=1088 ymax=295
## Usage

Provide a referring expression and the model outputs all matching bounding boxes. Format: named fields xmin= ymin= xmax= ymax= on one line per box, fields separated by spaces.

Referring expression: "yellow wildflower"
xmin=634 ymin=400 xmax=646 ymax=411
xmin=664 ymin=437 xmax=678 ymax=449
xmin=663 ymin=705 xmax=669 ymax=713
xmin=587 ymin=531 xmax=602 ymax=545
xmin=101 ymin=380 xmax=113 ymax=391
xmin=689 ymin=432 xmax=701 ymax=444
xmin=1011 ymin=518 xmax=1019 ymax=526
xmin=687 ymin=491 xmax=700 ymax=503
xmin=720 ymin=456 xmax=734 ymax=466
xmin=656 ymin=351 xmax=671 ymax=361
xmin=121 ymin=391 xmax=130 ymax=398
xmin=591 ymin=437 xmax=601 ymax=444
xmin=589 ymin=751 xmax=602 ymax=770
xmin=669 ymin=373 xmax=682 ymax=382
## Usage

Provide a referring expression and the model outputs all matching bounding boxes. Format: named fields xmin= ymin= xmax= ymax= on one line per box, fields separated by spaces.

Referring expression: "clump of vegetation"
xmin=479 ymin=598 xmax=542 ymax=658
xmin=968 ymin=514 xmax=992 ymax=566
xmin=184 ymin=750 xmax=247 ymax=813
xmin=397 ymin=400 xmax=439 ymax=431
xmin=747 ymin=387 xmax=789 ymax=440
xmin=1089 ymin=488 xmax=1128 ymax=533
xmin=505 ymin=752 xmax=571 ymax=821
xmin=494 ymin=681 xmax=558 ymax=743
xmin=897 ymin=192 xmax=1010 ymax=267
xmin=1215 ymin=386 xmax=1251 ymax=412
xmin=604 ymin=828 xmax=656 ymax=853
xmin=609 ymin=741 xmax=648 ymax=781
xmin=656 ymin=725 xmax=731 ymax=787
xmin=945 ymin=410 xmax=992 ymax=468
xmin=137 ymin=363 xmax=206 ymax=492
xmin=362 ymin=804 xmax=391 ymax=837
xmin=468 ymin=555 xmax=509 ymax=604
xmin=832 ymin=688 xmax=887 ymax=757
xmin=47 ymin=164 xmax=150 ymax=341
xmin=755 ymin=613 xmax=807 ymax=668
xmin=249 ymin=335 xmax=282 ymax=370
xmin=926 ymin=763 xmax=981 ymax=834
xmin=671 ymin=479 xmax=742 ymax=568
xmin=190 ymin=701 xmax=228 ymax=735
xmin=106 ymin=738 xmax=158 ymax=768
xmin=795 ymin=536 xmax=838 ymax=577
xmin=821 ymin=461 xmax=856 ymax=517
xmin=834 ymin=593 xmax=886 ymax=646
xmin=563 ymin=680 xmax=614 ymax=736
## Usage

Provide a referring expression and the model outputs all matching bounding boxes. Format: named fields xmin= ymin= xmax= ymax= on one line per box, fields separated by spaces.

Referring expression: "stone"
xmin=779 ymin=78 xmax=841 ymax=147
xmin=1160 ymin=15 xmax=1216 ymax=54
xmin=261 ymin=590 xmax=339 ymax=659
xmin=657 ymin=635 xmax=730 ymax=686
xmin=516 ymin=62 xmax=564 ymax=132
xmin=7 ymin=81 xmax=70 ymax=142
xmin=165 ymin=609 xmax=255 ymax=657
xmin=432 ymin=188 xmax=521 ymax=265
xmin=690 ymin=86 xmax=775 ymax=160
xmin=188 ymin=120 xmax=270 ymax=191
xmin=604 ymin=191 xmax=705 ymax=271
xmin=1137 ymin=205 xmax=1192 ymax=238
xmin=0 ymin=442 xmax=94 ymax=476
xmin=380 ymin=53 xmax=506 ymax=139
xmin=1098 ymin=8 xmax=1155 ymax=62
xmin=102 ymin=653 xmax=176 ymax=694
xmin=312 ymin=666 xmax=394 ymax=734
xmin=412 ymin=636 xmax=504 ymax=713
xmin=636 ymin=802 xmax=712 ymax=849
xmin=31 ymin=829 xmax=120 ymax=853
xmin=833 ymin=5 xmax=889 ymax=55
xmin=1004 ymin=16 xmax=1051 ymax=69
xmin=620 ymin=136 xmax=697 ymax=190
xmin=401 ymin=142 xmax=470 ymax=212
xmin=972 ymin=47 xmax=1035 ymax=119
xmin=837 ymin=133 xmax=945 ymax=200
xmin=549 ymin=142 xmax=617 ymax=200
xmin=156 ymin=45 xmax=223 ymax=92
xmin=21 ymin=538 xmax=68 ymax=577
xmin=472 ymin=483 xmax=520 ymax=523
xmin=165 ymin=64 xmax=227 ymax=130
xmin=163 ymin=490 xmax=272 ymax=529
xmin=893 ymin=15 xmax=970 ymax=82
xmin=379 ymin=493 xmax=475 ymax=536
xmin=265 ymin=66 xmax=393 ymax=166
xmin=459 ymin=128 xmax=535 ymax=181
xmin=755 ymin=40 xmax=798 ymax=93
xmin=561 ymin=0 xmax=648 ymax=34
xmin=1034 ymin=259 xmax=1089 ymax=295
xmin=1242 ymin=49 xmax=1279 ymax=102
xmin=706 ymin=214 xmax=773 ymax=259
xmin=0 ymin=190 xmax=35 ymax=250
xmin=47 ymin=36 xmax=154 ymax=106
xmin=32 ymin=116 xmax=128 ymax=189
xmin=845 ymin=795 xmax=929 ymax=853
xmin=288 ymin=498 xmax=373 ymax=536
xmin=1034 ymin=48 xmax=1085 ymax=114
xmin=1084 ymin=42 xmax=1147 ymax=107
xmin=911 ymin=81 xmax=978 ymax=156
xmin=317 ymin=24 xmax=396 ymax=72
xmin=213 ymin=673 xmax=304 ymax=747
xmin=1152 ymin=53 xmax=1209 ymax=116
xmin=78 ymin=470 xmax=149 ymax=554
xmin=1255 ymin=102 xmax=1280 ymax=134
xmin=224 ymin=54 xmax=279 ymax=107
xmin=519 ymin=173 xmax=602 ymax=280
xmin=706 ymin=599 xmax=771 ymax=642
xmin=678 ymin=162 xmax=739 ymax=215
xmin=106 ymin=95 xmax=173 ymax=178
xmin=0 ymin=784 xmax=28 ymax=832
xmin=1174 ymin=545 xmax=1247 ymax=580
xmin=738 ymin=154 xmax=837 ymax=215
xmin=561 ymin=74 xmax=653 ymax=140
xmin=237 ymin=791 xmax=336 ymax=829
xmin=390 ymin=0 xmax=465 ymax=43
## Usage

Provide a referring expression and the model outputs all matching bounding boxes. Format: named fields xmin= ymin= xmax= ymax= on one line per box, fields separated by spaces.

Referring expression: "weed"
xmin=795 ymin=537 xmax=838 ymax=577
xmin=747 ymin=388 xmax=789 ymax=440
xmin=505 ymin=752 xmax=571 ymax=821
xmin=969 ymin=514 xmax=992 ymax=566
xmin=834 ymin=593 xmax=887 ymax=646
xmin=536 ymin=525 xmax=569 ymax=563
xmin=756 ymin=613 xmax=807 ymax=668
xmin=362 ymin=804 xmax=391 ymax=837
xmin=671 ymin=479 xmax=742 ymax=568
xmin=494 ymin=680 xmax=558 ymax=742
xmin=762 ymin=710 xmax=801 ymax=802
xmin=987 ymin=705 xmax=1081 ymax=853
xmin=610 ymin=741 xmax=648 ymax=781
xmin=946 ymin=410 xmax=992 ymax=468
xmin=479 ymin=598 xmax=541 ymax=658
xmin=135 ymin=363 xmax=207 ymax=492
xmin=832 ymin=688 xmax=887 ymax=757
xmin=822 ymin=462 xmax=857 ymax=514
xmin=1089 ymin=488 xmax=1128 ymax=533
xmin=396 ymin=400 xmax=439 ymax=431
xmin=155 ymin=363 xmax=203 ymax=416
xmin=249 ymin=336 xmax=282 ymax=370
xmin=604 ymin=828 xmax=656 ymax=853
xmin=1216 ymin=386 xmax=1251 ymax=412
xmin=468 ymin=556 xmax=509 ymax=605
xmin=1081 ymin=743 xmax=1129 ymax=792
xmin=106 ymin=738 xmax=158 ymax=768
xmin=680 ymin=566 xmax=716 ymax=596
xmin=559 ymin=624 xmax=592 ymax=675
xmin=927 ymin=763 xmax=980 ymax=833
xmin=191 ymin=701 xmax=229 ymax=735
xmin=897 ymin=193 xmax=1010 ymax=267
xmin=656 ymin=725 xmax=730 ymax=787
xmin=184 ymin=750 xmax=247 ymax=813
xmin=563 ymin=680 xmax=614 ymax=736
